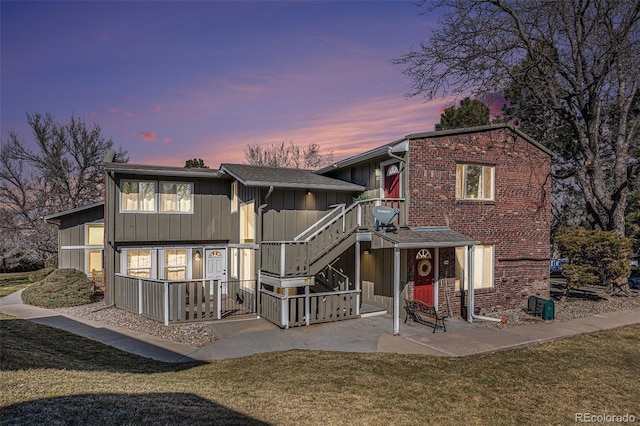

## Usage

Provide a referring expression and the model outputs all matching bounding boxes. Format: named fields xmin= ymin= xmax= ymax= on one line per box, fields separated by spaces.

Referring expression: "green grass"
xmin=1 ymin=313 xmax=639 ymax=425
xmin=20 ymin=268 xmax=93 ymax=308
xmin=0 ymin=268 xmax=53 ymax=298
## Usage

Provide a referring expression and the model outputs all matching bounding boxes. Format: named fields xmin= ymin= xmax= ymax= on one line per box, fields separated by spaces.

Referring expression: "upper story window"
xmin=231 ymin=181 xmax=239 ymax=213
xmin=120 ymin=179 xmax=194 ymax=214
xmin=456 ymin=164 xmax=494 ymax=200
xmin=121 ymin=180 xmax=156 ymax=212
xmin=86 ymin=224 xmax=104 ymax=245
xmin=160 ymin=182 xmax=193 ymax=213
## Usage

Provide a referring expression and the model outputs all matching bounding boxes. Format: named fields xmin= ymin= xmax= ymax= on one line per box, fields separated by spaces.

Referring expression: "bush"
xmin=556 ymin=227 xmax=633 ymax=298
xmin=21 ymin=269 xmax=94 ymax=308
xmin=28 ymin=267 xmax=55 ymax=283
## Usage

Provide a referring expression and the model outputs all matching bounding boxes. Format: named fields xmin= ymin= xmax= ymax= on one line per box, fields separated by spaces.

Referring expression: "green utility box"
xmin=527 ymin=296 xmax=555 ymax=320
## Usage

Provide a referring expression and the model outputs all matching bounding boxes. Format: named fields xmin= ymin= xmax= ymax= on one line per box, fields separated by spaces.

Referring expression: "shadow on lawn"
xmin=0 ymin=393 xmax=269 ymax=425
xmin=0 ymin=318 xmax=205 ymax=374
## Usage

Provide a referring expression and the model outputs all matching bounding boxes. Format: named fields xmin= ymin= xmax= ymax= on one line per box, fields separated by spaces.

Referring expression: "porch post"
xmin=138 ymin=278 xmax=143 ymax=315
xmin=163 ymin=281 xmax=169 ymax=326
xmin=434 ymin=248 xmax=439 ymax=311
xmin=393 ymin=246 xmax=401 ymax=336
xmin=355 ymin=240 xmax=361 ymax=316
xmin=216 ymin=279 xmax=222 ymax=320
xmin=305 ymin=285 xmax=310 ymax=326
xmin=467 ymin=245 xmax=475 ymax=323
xmin=257 ymin=271 xmax=261 ymax=318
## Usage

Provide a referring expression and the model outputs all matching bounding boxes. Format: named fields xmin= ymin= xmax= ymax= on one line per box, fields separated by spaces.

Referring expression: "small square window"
xmin=455 ymin=164 xmax=494 ymax=200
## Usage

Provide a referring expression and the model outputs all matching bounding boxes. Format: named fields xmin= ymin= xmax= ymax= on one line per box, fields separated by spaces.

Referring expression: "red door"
xmin=414 ymin=248 xmax=435 ymax=306
xmin=384 ymin=162 xmax=400 ymax=198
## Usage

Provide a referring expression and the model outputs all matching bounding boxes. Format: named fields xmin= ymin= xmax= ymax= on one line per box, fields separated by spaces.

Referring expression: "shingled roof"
xmin=221 ymin=163 xmax=364 ymax=191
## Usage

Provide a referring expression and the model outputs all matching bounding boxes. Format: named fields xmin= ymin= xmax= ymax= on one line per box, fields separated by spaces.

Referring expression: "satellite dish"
xmin=372 ymin=205 xmax=399 ymax=232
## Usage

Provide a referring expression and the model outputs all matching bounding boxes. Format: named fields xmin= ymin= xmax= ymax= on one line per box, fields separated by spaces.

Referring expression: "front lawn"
xmin=1 ymin=314 xmax=638 ymax=425
xmin=0 ymin=272 xmax=33 ymax=297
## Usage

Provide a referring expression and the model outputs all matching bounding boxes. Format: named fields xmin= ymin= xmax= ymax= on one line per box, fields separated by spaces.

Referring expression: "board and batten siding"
xmin=112 ymin=175 xmax=232 ymax=243
xmin=261 ymin=189 xmax=356 ymax=241
xmin=58 ymin=219 xmax=103 ymax=271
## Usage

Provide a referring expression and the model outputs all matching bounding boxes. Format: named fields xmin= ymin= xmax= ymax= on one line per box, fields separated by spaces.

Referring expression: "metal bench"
xmin=404 ymin=299 xmax=446 ymax=333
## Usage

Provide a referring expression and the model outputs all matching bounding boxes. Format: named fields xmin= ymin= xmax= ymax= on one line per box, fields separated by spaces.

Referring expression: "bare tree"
xmin=394 ymin=0 xmax=640 ymax=235
xmin=243 ymin=141 xmax=334 ymax=169
xmin=0 ymin=113 xmax=127 ymax=266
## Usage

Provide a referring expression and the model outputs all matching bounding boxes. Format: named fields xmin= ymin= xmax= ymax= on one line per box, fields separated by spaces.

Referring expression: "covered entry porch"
xmin=360 ymin=226 xmax=478 ymax=335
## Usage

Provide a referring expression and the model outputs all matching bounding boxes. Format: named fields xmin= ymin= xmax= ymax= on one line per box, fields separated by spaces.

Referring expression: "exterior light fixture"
xmin=195 ymin=250 xmax=202 ymax=262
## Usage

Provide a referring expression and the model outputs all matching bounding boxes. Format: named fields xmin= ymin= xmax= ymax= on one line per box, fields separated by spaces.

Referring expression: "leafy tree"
xmin=0 ymin=113 xmax=127 ymax=267
xmin=394 ymin=0 xmax=640 ymax=235
xmin=556 ymin=227 xmax=633 ymax=300
xmin=243 ymin=141 xmax=334 ymax=169
xmin=435 ymin=97 xmax=491 ymax=131
xmin=185 ymin=158 xmax=209 ymax=168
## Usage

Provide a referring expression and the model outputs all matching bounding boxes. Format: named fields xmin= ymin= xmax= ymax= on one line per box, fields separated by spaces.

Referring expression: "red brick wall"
xmin=407 ymin=128 xmax=551 ymax=312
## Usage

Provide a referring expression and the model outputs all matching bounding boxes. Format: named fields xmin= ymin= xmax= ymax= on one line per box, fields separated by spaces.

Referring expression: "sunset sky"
xmin=1 ymin=1 xmax=457 ymax=168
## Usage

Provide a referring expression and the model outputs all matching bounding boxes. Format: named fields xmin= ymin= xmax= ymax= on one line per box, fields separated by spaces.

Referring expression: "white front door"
xmin=205 ymin=249 xmax=227 ymax=293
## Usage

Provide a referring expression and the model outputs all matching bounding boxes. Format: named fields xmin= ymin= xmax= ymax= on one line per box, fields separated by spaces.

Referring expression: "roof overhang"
xmin=316 ymin=139 xmax=408 ymax=174
xmin=371 ymin=226 xmax=479 ymax=249
xmin=43 ymin=201 xmax=105 ymax=223
xmin=220 ymin=164 xmax=364 ymax=192
xmin=104 ymin=162 xmax=224 ymax=178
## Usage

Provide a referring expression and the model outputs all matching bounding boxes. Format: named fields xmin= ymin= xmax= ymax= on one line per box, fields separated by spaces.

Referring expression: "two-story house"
xmin=50 ymin=124 xmax=551 ymax=334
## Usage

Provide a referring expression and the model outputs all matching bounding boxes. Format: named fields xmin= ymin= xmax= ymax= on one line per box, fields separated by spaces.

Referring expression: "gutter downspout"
xmin=257 ymin=185 xmax=274 ymax=317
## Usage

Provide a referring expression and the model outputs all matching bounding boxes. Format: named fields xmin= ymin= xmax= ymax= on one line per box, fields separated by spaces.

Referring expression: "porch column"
xmin=434 ymin=248 xmax=439 ymax=311
xmin=393 ymin=246 xmax=401 ymax=336
xmin=467 ymin=245 xmax=475 ymax=323
xmin=355 ymin=240 xmax=361 ymax=316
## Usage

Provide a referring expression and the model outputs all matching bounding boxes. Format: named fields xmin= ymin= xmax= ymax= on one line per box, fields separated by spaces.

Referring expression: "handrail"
xmin=325 ymin=263 xmax=350 ymax=291
xmin=261 ymin=198 xmax=405 ymax=278
xmin=294 ymin=203 xmax=346 ymax=241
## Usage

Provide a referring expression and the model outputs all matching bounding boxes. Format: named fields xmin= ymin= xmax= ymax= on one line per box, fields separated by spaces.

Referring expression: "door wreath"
xmin=417 ymin=259 xmax=432 ymax=277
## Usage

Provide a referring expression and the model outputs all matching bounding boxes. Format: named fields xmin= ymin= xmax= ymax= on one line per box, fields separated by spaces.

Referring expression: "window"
xmin=164 ymin=249 xmax=187 ymax=280
xmin=86 ymin=225 xmax=104 ymax=245
xmin=455 ymin=245 xmax=494 ymax=291
xmin=456 ymin=164 xmax=494 ymax=200
xmin=160 ymin=182 xmax=193 ymax=213
xmin=87 ymin=250 xmax=103 ymax=275
xmin=230 ymin=247 xmax=238 ymax=278
xmin=121 ymin=180 xmax=156 ymax=212
xmin=231 ymin=181 xmax=238 ymax=213
xmin=126 ymin=249 xmax=152 ymax=278
xmin=240 ymin=201 xmax=255 ymax=243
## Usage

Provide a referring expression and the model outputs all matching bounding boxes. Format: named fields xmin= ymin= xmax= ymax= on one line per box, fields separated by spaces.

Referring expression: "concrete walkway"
xmin=2 ymin=289 xmax=639 ymax=363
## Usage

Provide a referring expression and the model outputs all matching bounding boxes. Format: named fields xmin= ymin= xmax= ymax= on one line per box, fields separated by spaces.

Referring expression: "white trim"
xmin=61 ymin=245 xmax=103 ymax=250
xmin=158 ymin=181 xmax=194 ymax=214
xmin=85 ymin=223 xmax=105 ymax=246
xmin=119 ymin=179 xmax=196 ymax=214
xmin=119 ymin=179 xmax=157 ymax=213
xmin=231 ymin=181 xmax=239 ymax=213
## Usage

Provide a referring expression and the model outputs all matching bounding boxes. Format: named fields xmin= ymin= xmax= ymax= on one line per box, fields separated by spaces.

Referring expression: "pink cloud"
xmin=140 ymin=131 xmax=156 ymax=142
xmin=162 ymin=137 xmax=172 ymax=144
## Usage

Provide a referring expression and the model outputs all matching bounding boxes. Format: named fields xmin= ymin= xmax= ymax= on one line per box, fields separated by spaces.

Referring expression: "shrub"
xmin=28 ymin=267 xmax=55 ymax=283
xmin=21 ymin=269 xmax=93 ymax=308
xmin=555 ymin=227 xmax=633 ymax=298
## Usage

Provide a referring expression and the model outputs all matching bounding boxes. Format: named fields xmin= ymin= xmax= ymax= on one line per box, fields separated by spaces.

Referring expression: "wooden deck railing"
xmin=259 ymin=287 xmax=360 ymax=328
xmin=114 ymin=274 xmax=256 ymax=325
xmin=261 ymin=198 xmax=405 ymax=278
